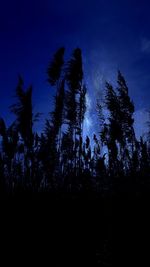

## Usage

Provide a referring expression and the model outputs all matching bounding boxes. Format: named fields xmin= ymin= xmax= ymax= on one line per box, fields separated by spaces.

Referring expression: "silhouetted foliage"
xmin=47 ymin=47 xmax=65 ymax=86
xmin=0 ymin=48 xmax=150 ymax=197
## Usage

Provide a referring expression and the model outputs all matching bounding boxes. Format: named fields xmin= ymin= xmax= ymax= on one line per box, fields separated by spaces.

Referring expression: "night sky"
xmin=0 ymin=0 xmax=150 ymax=139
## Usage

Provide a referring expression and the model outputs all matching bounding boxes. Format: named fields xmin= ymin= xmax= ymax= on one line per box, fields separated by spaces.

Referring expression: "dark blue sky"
xmin=0 ymin=0 xmax=150 ymax=137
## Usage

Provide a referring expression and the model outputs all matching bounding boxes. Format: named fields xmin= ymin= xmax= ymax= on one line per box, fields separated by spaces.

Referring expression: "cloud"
xmin=141 ymin=38 xmax=150 ymax=54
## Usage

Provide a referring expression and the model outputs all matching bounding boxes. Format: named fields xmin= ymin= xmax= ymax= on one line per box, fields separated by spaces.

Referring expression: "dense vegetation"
xmin=0 ymin=47 xmax=150 ymax=197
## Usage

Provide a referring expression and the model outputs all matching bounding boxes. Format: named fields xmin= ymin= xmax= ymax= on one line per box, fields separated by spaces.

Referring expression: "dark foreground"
xmin=1 ymin=193 xmax=150 ymax=266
